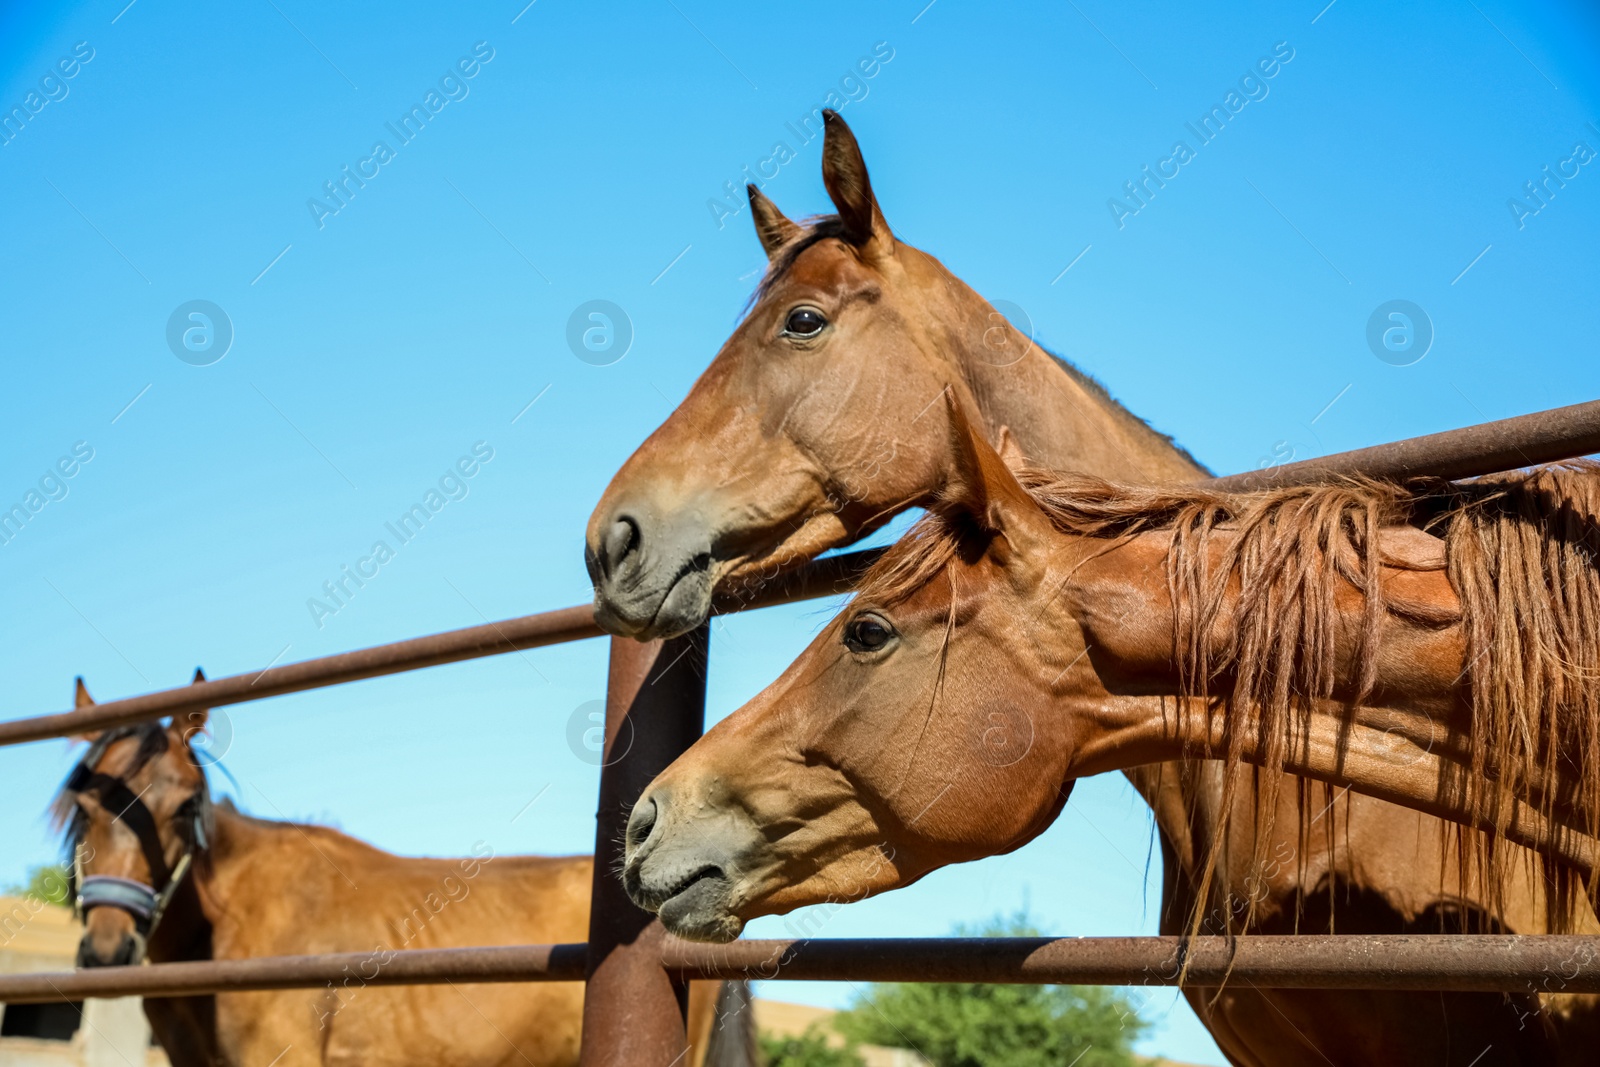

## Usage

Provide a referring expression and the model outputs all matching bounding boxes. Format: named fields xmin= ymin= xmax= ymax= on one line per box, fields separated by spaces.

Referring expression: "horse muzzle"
xmin=74 ymin=874 xmax=162 ymax=967
xmin=621 ymin=791 xmax=753 ymax=943
xmin=586 ymin=509 xmax=716 ymax=640
xmin=76 ymin=924 xmax=145 ymax=968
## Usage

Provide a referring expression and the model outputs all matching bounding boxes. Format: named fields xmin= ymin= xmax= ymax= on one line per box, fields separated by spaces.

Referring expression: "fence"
xmin=4 ymin=398 xmax=1600 ymax=1065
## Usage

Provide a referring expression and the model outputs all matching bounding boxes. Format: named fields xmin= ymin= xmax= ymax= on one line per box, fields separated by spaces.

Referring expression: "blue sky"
xmin=2 ymin=1 xmax=1599 ymax=1062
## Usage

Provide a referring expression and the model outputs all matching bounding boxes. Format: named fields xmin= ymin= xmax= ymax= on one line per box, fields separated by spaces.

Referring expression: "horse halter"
xmin=67 ymin=737 xmax=208 ymax=946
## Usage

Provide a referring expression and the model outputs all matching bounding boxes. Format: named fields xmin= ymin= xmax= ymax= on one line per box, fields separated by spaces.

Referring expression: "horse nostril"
xmin=600 ymin=517 xmax=641 ymax=579
xmin=114 ymin=933 xmax=143 ymax=966
xmin=626 ymin=795 xmax=660 ymax=854
xmin=76 ymin=931 xmax=141 ymax=969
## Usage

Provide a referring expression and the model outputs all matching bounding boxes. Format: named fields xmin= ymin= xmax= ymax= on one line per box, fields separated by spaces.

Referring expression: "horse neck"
xmin=919 ymin=257 xmax=1206 ymax=485
xmin=176 ymin=803 xmax=263 ymax=949
xmin=142 ymin=820 xmax=223 ymax=966
xmin=140 ymin=808 xmax=223 ymax=1067
xmin=911 ymin=256 xmax=1218 ymax=883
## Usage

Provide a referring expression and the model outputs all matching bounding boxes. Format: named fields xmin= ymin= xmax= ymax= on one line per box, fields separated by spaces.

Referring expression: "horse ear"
xmin=747 ymin=185 xmax=800 ymax=259
xmin=941 ymin=396 xmax=1052 ymax=564
xmin=70 ymin=677 xmax=98 ymax=741
xmin=171 ymin=669 xmax=209 ymax=741
xmin=821 ymin=110 xmax=894 ymax=258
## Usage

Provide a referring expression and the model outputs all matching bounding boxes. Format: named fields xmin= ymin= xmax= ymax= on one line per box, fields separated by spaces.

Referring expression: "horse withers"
xmin=59 ymin=675 xmax=753 ymax=1067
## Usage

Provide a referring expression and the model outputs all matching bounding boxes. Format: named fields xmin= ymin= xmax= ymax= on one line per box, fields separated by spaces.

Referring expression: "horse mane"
xmin=1037 ymin=353 xmax=1212 ymax=478
xmin=1440 ymin=463 xmax=1600 ymax=929
xmin=49 ymin=722 xmax=173 ymax=851
xmin=857 ymin=460 xmax=1600 ymax=933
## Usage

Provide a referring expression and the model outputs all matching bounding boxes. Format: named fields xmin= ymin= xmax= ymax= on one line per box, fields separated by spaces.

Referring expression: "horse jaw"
xmin=657 ymin=874 xmax=744 ymax=943
xmin=621 ymin=789 xmax=757 ymax=943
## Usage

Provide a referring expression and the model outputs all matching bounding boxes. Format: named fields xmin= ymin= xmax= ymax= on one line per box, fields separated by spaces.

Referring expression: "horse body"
xmin=588 ymin=111 xmax=1589 ymax=1063
xmin=59 ymin=685 xmax=736 ymax=1067
xmin=198 ymin=807 xmax=596 ymax=1067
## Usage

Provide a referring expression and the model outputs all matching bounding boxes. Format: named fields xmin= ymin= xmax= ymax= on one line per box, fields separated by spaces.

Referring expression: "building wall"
xmin=0 ymin=896 xmax=168 ymax=1067
xmin=754 ymin=999 xmax=931 ymax=1067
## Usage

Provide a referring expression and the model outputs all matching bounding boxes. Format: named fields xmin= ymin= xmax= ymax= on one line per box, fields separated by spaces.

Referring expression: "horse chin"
xmin=594 ymin=567 xmax=715 ymax=641
xmin=658 ymin=872 xmax=745 ymax=943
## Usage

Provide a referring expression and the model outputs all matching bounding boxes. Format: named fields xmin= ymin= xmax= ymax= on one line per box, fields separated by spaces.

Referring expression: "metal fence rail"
xmin=5 ymin=935 xmax=1600 ymax=1003
xmin=5 ymin=400 xmax=1600 ymax=1067
xmin=1209 ymin=397 xmax=1600 ymax=491
xmin=0 ymin=548 xmax=880 ymax=748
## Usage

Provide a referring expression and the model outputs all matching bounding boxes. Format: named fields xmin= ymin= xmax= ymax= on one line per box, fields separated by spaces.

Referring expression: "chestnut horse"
xmin=624 ymin=413 xmax=1600 ymax=1061
xmin=58 ymin=677 xmax=749 ymax=1067
xmin=587 ymin=110 xmax=1594 ymax=1064
xmin=623 ymin=411 xmax=1600 ymax=922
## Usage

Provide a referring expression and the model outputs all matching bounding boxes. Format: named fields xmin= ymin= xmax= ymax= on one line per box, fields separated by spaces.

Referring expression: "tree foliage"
xmin=831 ymin=913 xmax=1149 ymax=1067
xmin=759 ymin=1026 xmax=867 ymax=1067
xmin=6 ymin=864 xmax=71 ymax=906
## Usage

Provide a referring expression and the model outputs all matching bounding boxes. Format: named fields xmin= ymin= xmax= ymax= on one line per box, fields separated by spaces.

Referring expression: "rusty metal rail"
xmin=0 ymin=604 xmax=601 ymax=748
xmin=0 ymin=944 xmax=587 ymax=1003
xmin=669 ymin=933 xmax=1600 ymax=992
xmin=1210 ymin=397 xmax=1600 ymax=492
xmin=0 ymin=548 xmax=878 ymax=748
xmin=4 ymin=935 xmax=1599 ymax=1003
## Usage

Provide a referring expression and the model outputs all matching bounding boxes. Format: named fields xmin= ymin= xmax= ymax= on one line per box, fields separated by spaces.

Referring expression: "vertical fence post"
xmin=579 ymin=625 xmax=709 ymax=1066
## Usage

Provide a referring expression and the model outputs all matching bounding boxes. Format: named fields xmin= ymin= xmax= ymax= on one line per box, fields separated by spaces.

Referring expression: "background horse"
xmin=586 ymin=109 xmax=1591 ymax=1065
xmin=623 ymin=409 xmax=1600 ymax=1063
xmin=59 ymin=676 xmax=750 ymax=1067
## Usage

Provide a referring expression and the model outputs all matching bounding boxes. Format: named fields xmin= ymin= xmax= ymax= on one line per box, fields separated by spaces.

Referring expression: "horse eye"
xmin=783 ymin=307 xmax=827 ymax=337
xmin=844 ymin=613 xmax=895 ymax=654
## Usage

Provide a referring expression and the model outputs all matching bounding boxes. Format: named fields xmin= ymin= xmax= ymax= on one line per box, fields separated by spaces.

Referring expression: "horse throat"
xmin=145 ymin=800 xmax=269 ymax=967
xmin=140 ymin=813 xmax=222 ymax=1067
xmin=146 ymin=831 xmax=216 ymax=966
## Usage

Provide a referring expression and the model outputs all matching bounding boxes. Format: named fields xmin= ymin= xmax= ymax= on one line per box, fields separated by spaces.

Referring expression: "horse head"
xmin=57 ymin=672 xmax=213 ymax=967
xmin=586 ymin=110 xmax=1039 ymax=639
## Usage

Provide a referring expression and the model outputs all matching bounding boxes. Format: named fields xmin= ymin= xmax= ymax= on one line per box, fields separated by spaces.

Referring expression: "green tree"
xmin=834 ymin=913 xmax=1149 ymax=1067
xmin=6 ymin=864 xmax=71 ymax=906
xmin=760 ymin=1026 xmax=867 ymax=1067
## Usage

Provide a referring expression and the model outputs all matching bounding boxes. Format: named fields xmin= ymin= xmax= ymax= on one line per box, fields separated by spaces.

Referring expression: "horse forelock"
xmin=744 ymin=216 xmax=850 ymax=314
xmin=50 ymin=719 xmax=216 ymax=861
